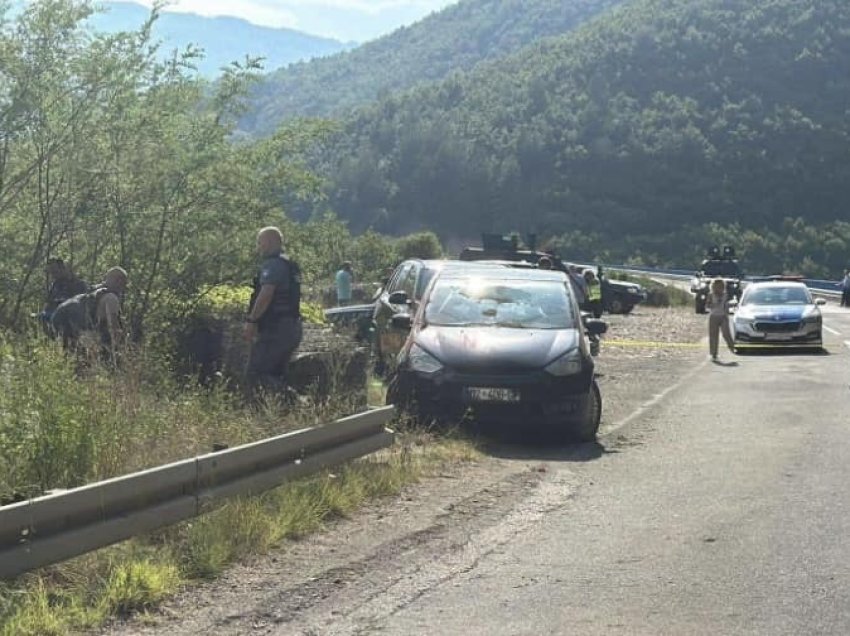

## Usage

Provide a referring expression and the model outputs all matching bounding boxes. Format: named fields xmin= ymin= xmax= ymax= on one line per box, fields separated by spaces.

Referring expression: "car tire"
xmin=386 ymin=373 xmax=428 ymax=426
xmin=608 ymin=298 xmax=625 ymax=314
xmin=572 ymin=379 xmax=602 ymax=443
xmin=622 ymin=304 xmax=635 ymax=315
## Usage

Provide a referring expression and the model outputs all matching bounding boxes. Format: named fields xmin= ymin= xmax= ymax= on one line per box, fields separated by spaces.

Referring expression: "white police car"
xmin=732 ymin=280 xmax=825 ymax=350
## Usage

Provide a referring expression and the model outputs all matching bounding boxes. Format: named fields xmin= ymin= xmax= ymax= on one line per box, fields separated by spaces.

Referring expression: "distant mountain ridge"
xmin=93 ymin=2 xmax=352 ymax=77
xmin=239 ymin=0 xmax=624 ymax=136
xmin=316 ymin=0 xmax=850 ymax=266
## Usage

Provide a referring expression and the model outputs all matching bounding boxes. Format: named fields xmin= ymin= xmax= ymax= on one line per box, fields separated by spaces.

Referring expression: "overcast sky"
xmin=107 ymin=0 xmax=459 ymax=42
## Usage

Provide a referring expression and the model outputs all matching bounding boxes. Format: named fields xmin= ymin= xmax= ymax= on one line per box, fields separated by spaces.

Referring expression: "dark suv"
xmin=372 ymin=259 xmax=454 ymax=375
xmin=690 ymin=246 xmax=744 ymax=314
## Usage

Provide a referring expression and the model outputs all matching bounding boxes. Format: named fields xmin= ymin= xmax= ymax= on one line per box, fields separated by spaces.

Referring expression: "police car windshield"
xmin=424 ymin=278 xmax=574 ymax=329
xmin=743 ymin=286 xmax=811 ymax=306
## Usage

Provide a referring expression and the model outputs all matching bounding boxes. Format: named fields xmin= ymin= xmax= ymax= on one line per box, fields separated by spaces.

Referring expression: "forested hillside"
xmin=319 ymin=0 xmax=850 ymax=274
xmin=239 ymin=0 xmax=623 ymax=135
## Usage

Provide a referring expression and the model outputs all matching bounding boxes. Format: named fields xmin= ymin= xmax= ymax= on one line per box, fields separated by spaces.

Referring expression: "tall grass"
xmin=0 ymin=334 xmax=480 ymax=634
xmin=0 ymin=334 xmax=348 ymax=500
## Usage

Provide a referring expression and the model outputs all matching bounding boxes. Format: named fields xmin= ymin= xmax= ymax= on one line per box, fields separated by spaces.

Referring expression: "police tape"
xmin=604 ymin=339 xmax=822 ymax=350
xmin=603 ymin=340 xmax=702 ymax=348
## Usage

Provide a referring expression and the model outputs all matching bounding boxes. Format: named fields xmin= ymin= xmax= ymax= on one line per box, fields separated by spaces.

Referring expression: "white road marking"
xmin=601 ymin=356 xmax=710 ymax=437
xmin=823 ymin=325 xmax=842 ymax=336
xmin=845 ymin=340 xmax=850 ymax=350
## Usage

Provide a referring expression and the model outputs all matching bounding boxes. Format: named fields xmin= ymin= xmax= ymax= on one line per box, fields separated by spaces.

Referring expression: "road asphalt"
xmin=362 ymin=305 xmax=850 ymax=635
xmin=104 ymin=305 xmax=850 ymax=636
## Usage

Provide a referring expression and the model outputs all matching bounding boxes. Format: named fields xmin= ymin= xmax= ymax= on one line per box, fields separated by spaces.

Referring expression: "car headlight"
xmin=802 ymin=310 xmax=821 ymax=325
xmin=544 ymin=349 xmax=583 ymax=377
xmin=408 ymin=344 xmax=443 ymax=374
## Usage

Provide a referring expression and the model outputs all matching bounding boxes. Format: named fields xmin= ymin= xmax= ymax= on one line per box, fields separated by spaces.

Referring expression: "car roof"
xmin=746 ymin=281 xmax=808 ymax=289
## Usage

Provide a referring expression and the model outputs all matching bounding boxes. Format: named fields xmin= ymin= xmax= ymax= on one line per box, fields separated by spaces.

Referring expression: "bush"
xmin=395 ymin=231 xmax=443 ymax=260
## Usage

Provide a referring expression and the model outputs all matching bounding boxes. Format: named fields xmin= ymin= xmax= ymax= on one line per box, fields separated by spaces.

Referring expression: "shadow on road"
xmin=712 ymin=359 xmax=740 ymax=367
xmin=735 ymin=348 xmax=831 ymax=357
xmin=459 ymin=420 xmax=613 ymax=463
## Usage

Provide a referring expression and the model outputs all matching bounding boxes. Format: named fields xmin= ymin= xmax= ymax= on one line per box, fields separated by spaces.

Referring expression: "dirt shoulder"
xmin=101 ymin=306 xmax=707 ymax=636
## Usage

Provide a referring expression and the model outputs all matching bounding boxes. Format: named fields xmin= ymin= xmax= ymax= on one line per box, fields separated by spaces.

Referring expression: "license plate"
xmin=465 ymin=387 xmax=521 ymax=402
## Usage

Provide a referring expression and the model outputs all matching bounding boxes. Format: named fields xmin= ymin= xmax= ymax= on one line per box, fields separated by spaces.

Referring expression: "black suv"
xmin=690 ymin=245 xmax=744 ymax=314
xmin=372 ymin=259 xmax=454 ymax=375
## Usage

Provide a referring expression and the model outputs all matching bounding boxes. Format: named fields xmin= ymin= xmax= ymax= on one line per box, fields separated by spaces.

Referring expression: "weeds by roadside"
xmin=0 ymin=339 xmax=480 ymax=636
xmin=0 ymin=427 xmax=479 ymax=636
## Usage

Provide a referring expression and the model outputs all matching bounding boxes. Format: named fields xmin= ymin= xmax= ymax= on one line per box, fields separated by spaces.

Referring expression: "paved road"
xmin=360 ymin=305 xmax=850 ymax=635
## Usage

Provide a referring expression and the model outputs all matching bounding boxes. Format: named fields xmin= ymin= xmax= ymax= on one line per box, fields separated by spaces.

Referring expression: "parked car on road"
xmin=691 ymin=245 xmax=744 ymax=314
xmin=372 ymin=259 xmax=455 ymax=375
xmin=602 ymin=278 xmax=647 ymax=314
xmin=387 ymin=265 xmax=607 ymax=441
xmin=732 ymin=280 xmax=825 ymax=351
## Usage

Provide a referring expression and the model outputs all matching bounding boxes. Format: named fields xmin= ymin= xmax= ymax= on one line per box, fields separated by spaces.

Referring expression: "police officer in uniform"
xmin=243 ymin=226 xmax=303 ymax=396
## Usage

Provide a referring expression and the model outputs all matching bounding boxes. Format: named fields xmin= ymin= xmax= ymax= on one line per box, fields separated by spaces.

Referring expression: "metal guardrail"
xmin=0 ymin=407 xmax=395 ymax=580
xmin=603 ymin=265 xmax=842 ymax=297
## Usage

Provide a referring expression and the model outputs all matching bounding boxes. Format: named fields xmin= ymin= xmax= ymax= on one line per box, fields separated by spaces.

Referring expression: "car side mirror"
xmin=584 ymin=319 xmax=608 ymax=336
xmin=815 ymin=298 xmax=827 ymax=306
xmin=388 ymin=291 xmax=409 ymax=305
xmin=391 ymin=313 xmax=413 ymax=330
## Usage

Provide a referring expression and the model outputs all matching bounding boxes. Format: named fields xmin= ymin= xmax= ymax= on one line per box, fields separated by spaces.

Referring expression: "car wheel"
xmin=572 ymin=379 xmax=601 ymax=443
xmin=386 ymin=373 xmax=428 ymax=426
xmin=622 ymin=304 xmax=635 ymax=314
xmin=608 ymin=298 xmax=625 ymax=314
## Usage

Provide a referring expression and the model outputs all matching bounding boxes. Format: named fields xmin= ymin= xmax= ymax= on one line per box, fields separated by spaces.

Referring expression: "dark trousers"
xmin=247 ymin=317 xmax=303 ymax=396
xmin=842 ymin=290 xmax=850 ymax=307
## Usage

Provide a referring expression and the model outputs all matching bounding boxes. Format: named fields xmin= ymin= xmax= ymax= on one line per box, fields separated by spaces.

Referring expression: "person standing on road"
xmin=335 ymin=261 xmax=354 ymax=307
xmin=567 ymin=264 xmax=587 ymax=306
xmin=839 ymin=269 xmax=850 ymax=307
xmin=244 ymin=227 xmax=303 ymax=397
xmin=706 ymin=278 xmax=735 ymax=361
xmin=583 ymin=269 xmax=603 ymax=318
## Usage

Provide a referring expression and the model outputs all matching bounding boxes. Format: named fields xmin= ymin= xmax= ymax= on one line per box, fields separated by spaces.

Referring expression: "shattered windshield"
xmin=424 ymin=278 xmax=575 ymax=329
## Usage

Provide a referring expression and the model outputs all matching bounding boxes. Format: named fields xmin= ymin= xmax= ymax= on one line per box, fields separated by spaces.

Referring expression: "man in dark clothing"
xmin=40 ymin=258 xmax=88 ymax=327
xmin=51 ymin=267 xmax=127 ymax=361
xmin=243 ymin=226 xmax=303 ymax=396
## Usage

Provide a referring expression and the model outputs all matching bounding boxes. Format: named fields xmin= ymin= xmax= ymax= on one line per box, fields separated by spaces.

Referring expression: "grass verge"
xmin=0 ymin=427 xmax=480 ymax=635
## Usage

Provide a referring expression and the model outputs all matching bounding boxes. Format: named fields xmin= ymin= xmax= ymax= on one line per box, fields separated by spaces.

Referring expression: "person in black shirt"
xmin=39 ymin=258 xmax=88 ymax=333
xmin=243 ymin=226 xmax=303 ymax=397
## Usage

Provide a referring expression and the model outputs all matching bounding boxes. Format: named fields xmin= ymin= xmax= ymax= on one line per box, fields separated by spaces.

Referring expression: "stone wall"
xmin=179 ymin=319 xmax=367 ymax=407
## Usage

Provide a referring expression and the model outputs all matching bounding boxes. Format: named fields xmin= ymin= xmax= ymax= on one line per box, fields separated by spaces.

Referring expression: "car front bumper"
xmin=396 ymin=367 xmax=593 ymax=425
xmin=733 ymin=319 xmax=821 ymax=347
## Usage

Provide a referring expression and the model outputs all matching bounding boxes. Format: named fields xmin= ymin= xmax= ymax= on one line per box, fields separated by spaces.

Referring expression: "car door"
xmin=382 ymin=262 xmax=420 ymax=361
xmin=375 ymin=262 xmax=413 ymax=361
